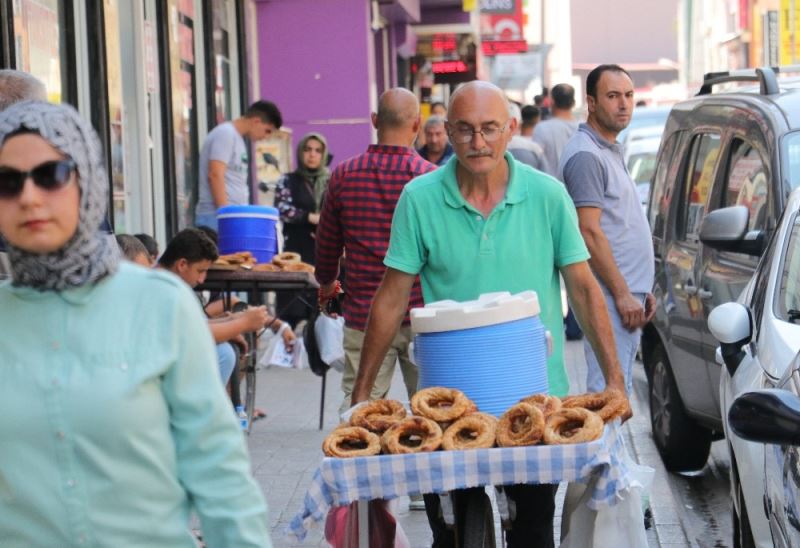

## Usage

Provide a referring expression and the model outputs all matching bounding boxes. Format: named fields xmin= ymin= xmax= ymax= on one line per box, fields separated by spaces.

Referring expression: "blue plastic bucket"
xmin=217 ymin=205 xmax=279 ymax=263
xmin=414 ymin=316 xmax=549 ymax=417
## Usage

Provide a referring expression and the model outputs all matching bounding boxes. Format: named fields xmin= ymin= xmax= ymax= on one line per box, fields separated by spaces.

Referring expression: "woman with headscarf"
xmin=0 ymin=102 xmax=271 ymax=547
xmin=274 ymin=132 xmax=330 ymax=326
xmin=274 ymin=132 xmax=329 ymax=264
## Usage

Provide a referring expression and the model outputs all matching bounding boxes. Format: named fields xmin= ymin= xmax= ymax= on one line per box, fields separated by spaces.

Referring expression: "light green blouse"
xmin=0 ymin=262 xmax=271 ymax=547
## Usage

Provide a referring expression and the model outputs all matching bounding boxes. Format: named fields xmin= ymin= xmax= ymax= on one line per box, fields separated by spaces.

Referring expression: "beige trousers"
xmin=339 ymin=325 xmax=418 ymax=415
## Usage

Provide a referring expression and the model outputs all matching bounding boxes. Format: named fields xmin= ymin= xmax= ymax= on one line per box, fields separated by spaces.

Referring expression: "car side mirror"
xmin=708 ymin=302 xmax=752 ymax=376
xmin=700 ymin=206 xmax=766 ymax=256
xmin=729 ymin=389 xmax=800 ymax=446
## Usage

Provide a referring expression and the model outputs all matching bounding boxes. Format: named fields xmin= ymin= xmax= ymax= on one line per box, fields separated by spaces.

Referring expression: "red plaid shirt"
xmin=315 ymin=145 xmax=437 ymax=331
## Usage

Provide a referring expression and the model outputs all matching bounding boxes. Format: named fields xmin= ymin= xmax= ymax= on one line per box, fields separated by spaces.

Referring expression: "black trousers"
xmin=423 ymin=483 xmax=558 ymax=548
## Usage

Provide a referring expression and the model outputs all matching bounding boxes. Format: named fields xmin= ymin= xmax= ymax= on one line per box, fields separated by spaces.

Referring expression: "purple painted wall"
xmin=257 ymin=0 xmax=376 ymax=167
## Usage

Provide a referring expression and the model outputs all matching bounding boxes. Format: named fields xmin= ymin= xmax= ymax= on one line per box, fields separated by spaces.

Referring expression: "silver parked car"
xmin=708 ymin=187 xmax=800 ymax=547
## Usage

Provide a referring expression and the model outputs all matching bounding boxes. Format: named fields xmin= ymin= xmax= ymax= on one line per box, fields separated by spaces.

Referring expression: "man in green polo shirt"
xmin=349 ymin=81 xmax=629 ymax=548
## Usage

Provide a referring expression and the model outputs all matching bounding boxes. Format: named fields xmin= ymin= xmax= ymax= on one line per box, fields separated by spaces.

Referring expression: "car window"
xmin=628 ymin=152 xmax=657 ymax=184
xmin=678 ymin=133 xmax=721 ymax=242
xmin=648 ymin=132 xmax=679 ymax=235
xmin=775 ymin=213 xmax=800 ymax=323
xmin=751 ymin=212 xmax=782 ymax=333
xmin=721 ymin=138 xmax=770 ymax=232
xmin=783 ymin=131 xmax=800 ymax=192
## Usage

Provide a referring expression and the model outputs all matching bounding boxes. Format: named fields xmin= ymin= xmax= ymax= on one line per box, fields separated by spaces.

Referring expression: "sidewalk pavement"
xmin=245 ymin=339 xmax=692 ymax=547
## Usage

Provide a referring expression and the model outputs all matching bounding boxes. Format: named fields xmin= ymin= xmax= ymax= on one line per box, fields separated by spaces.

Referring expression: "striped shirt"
xmin=315 ymin=145 xmax=437 ymax=331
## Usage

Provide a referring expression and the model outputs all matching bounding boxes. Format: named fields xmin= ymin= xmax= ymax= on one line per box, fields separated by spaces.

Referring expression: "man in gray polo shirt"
xmin=560 ymin=64 xmax=655 ymax=394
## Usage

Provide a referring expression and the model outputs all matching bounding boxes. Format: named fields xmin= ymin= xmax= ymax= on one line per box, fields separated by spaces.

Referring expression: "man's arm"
xmin=561 ymin=261 xmax=631 ymax=418
xmin=208 ymin=160 xmax=228 ymax=209
xmin=576 ymin=206 xmax=645 ymax=330
xmin=207 ymin=306 xmax=268 ymax=344
xmin=350 ymin=268 xmax=415 ymax=405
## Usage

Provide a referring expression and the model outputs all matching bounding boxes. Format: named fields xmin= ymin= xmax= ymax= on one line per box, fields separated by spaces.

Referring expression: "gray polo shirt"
xmin=559 ymin=123 xmax=654 ymax=294
xmin=532 ymin=118 xmax=579 ymax=178
xmin=196 ymin=122 xmax=249 ymax=217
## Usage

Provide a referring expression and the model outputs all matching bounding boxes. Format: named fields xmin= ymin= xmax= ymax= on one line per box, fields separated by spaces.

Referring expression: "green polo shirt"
xmin=385 ymin=152 xmax=589 ymax=396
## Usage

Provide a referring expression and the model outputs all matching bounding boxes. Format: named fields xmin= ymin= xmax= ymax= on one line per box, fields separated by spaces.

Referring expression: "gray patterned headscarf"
xmin=0 ymin=101 xmax=119 ymax=290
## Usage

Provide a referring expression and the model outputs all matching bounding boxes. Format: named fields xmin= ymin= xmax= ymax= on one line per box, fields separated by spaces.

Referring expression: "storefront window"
xmin=103 ymin=0 xmax=127 ymax=232
xmin=211 ymin=0 xmax=233 ymax=125
xmin=12 ymin=0 xmax=67 ymax=103
xmin=168 ymin=0 xmax=198 ymax=229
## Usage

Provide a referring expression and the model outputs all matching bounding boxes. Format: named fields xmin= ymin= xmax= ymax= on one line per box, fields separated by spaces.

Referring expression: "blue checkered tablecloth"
xmin=288 ymin=421 xmax=631 ymax=541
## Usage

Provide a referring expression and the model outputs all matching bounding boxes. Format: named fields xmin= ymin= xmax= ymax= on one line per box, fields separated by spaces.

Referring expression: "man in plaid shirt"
xmin=315 ymin=88 xmax=436 ymax=415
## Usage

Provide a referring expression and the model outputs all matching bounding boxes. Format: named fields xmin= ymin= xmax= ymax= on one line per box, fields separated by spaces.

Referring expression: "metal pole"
xmin=319 ymin=370 xmax=326 ymax=430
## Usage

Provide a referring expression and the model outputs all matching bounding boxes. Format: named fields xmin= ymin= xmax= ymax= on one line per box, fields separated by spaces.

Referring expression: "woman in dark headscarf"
xmin=274 ymin=132 xmax=329 ymax=264
xmin=274 ymin=132 xmax=330 ymax=326
xmin=0 ymin=102 xmax=271 ymax=547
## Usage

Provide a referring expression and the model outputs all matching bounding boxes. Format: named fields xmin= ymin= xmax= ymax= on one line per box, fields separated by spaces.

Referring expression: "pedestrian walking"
xmin=532 ymin=83 xmax=579 ymax=178
xmin=507 ymin=102 xmax=546 ymax=170
xmin=417 ymin=115 xmax=454 ymax=166
xmin=0 ymin=101 xmax=272 ymax=547
xmin=274 ymin=132 xmax=330 ymax=327
xmin=0 ymin=69 xmax=47 ymax=281
xmin=348 ymin=81 xmax=630 ymax=548
xmin=315 ymin=87 xmax=436 ymax=417
xmin=560 ymin=64 xmax=656 ymax=395
xmin=531 ymin=83 xmax=584 ymax=340
xmin=519 ymin=104 xmax=541 ymax=137
xmin=195 ymin=100 xmax=282 ymax=229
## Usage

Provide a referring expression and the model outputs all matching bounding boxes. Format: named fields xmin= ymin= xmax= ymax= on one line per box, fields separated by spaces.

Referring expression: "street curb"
xmin=626 ymin=366 xmax=693 ymax=547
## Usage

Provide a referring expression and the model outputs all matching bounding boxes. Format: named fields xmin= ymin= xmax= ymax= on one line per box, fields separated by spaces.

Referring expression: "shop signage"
xmin=481 ymin=40 xmax=527 ymax=56
xmin=780 ymin=0 xmax=800 ymax=64
xmin=480 ymin=0 xmax=524 ymax=44
xmin=480 ymin=0 xmax=515 ymax=12
xmin=432 ymin=34 xmax=458 ymax=53
xmin=432 ymin=60 xmax=469 ymax=74
xmin=766 ymin=10 xmax=780 ymax=66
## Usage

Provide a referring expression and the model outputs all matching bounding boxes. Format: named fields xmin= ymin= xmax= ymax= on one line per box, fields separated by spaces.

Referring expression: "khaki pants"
xmin=339 ymin=325 xmax=418 ymax=415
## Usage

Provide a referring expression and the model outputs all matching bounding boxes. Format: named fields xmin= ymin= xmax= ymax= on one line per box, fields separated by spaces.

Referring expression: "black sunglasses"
xmin=0 ymin=159 xmax=76 ymax=198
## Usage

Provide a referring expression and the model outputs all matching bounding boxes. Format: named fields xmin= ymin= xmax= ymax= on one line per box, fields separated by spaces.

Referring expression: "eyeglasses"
xmin=448 ymin=122 xmax=508 ymax=144
xmin=0 ymin=160 xmax=76 ymax=199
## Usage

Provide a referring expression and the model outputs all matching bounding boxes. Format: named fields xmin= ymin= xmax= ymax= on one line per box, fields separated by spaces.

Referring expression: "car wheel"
xmin=648 ymin=346 xmax=712 ymax=471
xmin=733 ymin=474 xmax=756 ymax=548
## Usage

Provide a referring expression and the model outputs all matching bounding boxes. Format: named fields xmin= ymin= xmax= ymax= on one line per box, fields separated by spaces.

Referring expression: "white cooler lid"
xmin=410 ymin=291 xmax=541 ymax=334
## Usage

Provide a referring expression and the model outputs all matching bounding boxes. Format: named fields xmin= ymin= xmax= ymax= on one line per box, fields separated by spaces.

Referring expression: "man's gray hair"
xmin=0 ymin=70 xmax=47 ymax=111
xmin=508 ymin=102 xmax=522 ymax=123
xmin=424 ymin=115 xmax=446 ymax=131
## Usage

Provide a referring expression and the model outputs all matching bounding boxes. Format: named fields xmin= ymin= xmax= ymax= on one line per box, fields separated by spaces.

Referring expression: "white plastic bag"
xmin=267 ymin=338 xmax=295 ymax=368
xmin=315 ymin=314 xmax=345 ymax=372
xmin=292 ymin=337 xmax=308 ymax=370
xmin=258 ymin=332 xmax=308 ymax=370
xmin=560 ymin=441 xmax=654 ymax=547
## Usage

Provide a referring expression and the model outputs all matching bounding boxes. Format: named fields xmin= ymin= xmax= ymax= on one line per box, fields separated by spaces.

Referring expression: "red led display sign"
xmin=432 ymin=60 xmax=469 ymax=74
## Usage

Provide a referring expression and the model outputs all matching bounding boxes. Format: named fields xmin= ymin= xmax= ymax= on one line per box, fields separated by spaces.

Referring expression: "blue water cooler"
xmin=411 ymin=291 xmax=551 ymax=417
xmin=217 ymin=205 xmax=279 ymax=263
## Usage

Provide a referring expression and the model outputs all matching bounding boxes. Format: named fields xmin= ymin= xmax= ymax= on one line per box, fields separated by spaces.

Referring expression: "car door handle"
xmin=698 ymin=289 xmax=713 ymax=300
